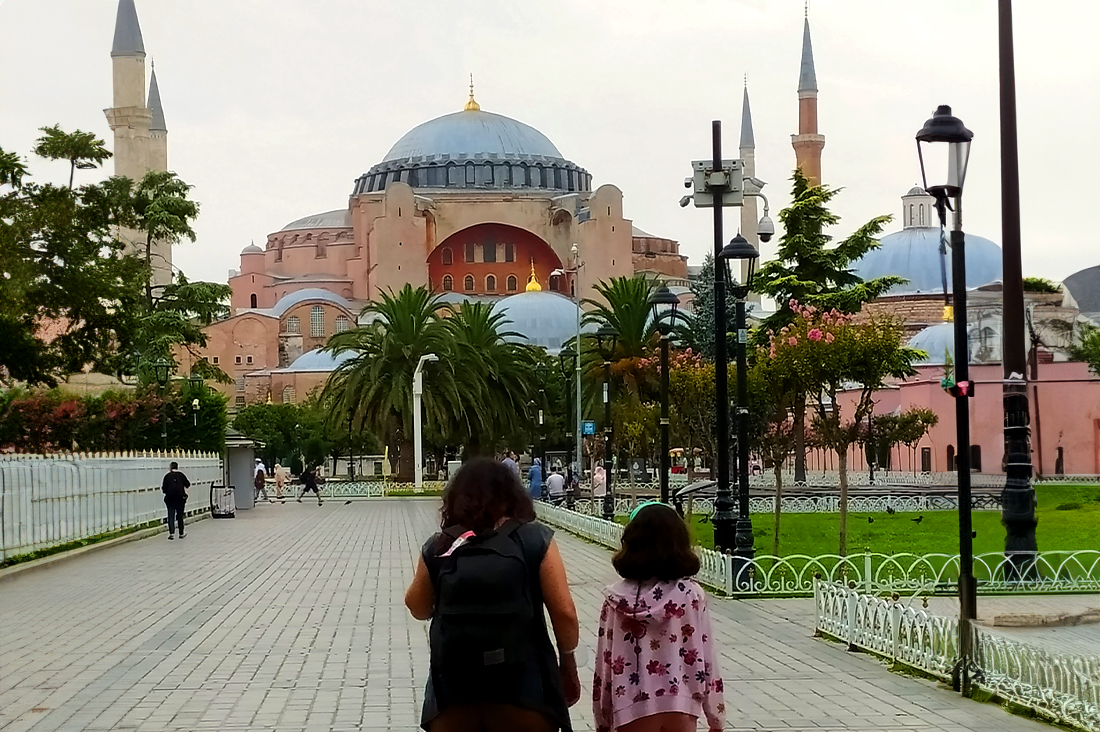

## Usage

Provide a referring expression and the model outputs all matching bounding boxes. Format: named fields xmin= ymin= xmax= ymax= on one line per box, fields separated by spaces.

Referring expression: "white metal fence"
xmin=815 ymin=580 xmax=1100 ymax=732
xmin=1 ymin=452 xmax=222 ymax=562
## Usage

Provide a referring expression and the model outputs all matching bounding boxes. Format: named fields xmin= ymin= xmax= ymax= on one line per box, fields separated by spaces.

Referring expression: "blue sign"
xmin=582 ymin=420 xmax=596 ymax=436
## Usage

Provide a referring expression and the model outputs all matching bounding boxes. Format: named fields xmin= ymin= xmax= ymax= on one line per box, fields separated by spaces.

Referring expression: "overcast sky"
xmin=2 ymin=1 xmax=1097 ymax=286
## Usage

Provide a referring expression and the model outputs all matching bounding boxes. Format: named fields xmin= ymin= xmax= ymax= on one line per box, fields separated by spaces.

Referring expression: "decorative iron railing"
xmin=815 ymin=580 xmax=1100 ymax=732
xmin=569 ymin=493 xmax=1003 ymax=518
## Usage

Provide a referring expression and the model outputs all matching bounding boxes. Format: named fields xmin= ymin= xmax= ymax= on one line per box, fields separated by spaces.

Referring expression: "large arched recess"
xmin=428 ymin=223 xmax=566 ymax=295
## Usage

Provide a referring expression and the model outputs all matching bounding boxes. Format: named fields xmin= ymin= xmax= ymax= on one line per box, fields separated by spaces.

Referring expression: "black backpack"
xmin=429 ymin=521 xmax=539 ymax=689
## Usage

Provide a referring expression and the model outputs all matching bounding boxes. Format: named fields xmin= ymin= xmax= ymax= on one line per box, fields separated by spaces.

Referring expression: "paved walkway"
xmin=0 ymin=500 xmax=1051 ymax=732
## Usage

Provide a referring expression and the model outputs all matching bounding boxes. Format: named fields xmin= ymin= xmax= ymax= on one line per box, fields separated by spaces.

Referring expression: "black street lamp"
xmin=718 ymin=233 xmax=759 ymax=572
xmin=648 ymin=285 xmax=680 ymax=504
xmin=916 ymin=104 xmax=976 ymax=693
xmin=535 ymin=362 xmax=548 ymax=479
xmin=558 ymin=346 xmax=578 ymax=508
xmin=596 ymin=324 xmax=618 ymax=521
xmin=188 ymin=373 xmax=203 ymax=429
xmin=153 ymin=358 xmax=171 ymax=451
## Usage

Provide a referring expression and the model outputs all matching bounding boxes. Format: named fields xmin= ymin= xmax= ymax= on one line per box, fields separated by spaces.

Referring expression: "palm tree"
xmin=581 ymin=275 xmax=661 ymax=400
xmin=323 ymin=285 xmax=457 ymax=479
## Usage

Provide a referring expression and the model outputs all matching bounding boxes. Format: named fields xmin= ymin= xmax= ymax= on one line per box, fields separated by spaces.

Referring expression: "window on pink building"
xmin=463 ymin=275 xmax=475 ymax=292
xmin=286 ymin=316 xmax=300 ymax=334
xmin=507 ymin=275 xmax=518 ymax=292
xmin=442 ymin=248 xmax=453 ymax=265
xmin=310 ymin=306 xmax=324 ymax=337
xmin=443 ymin=275 xmax=453 ymax=291
xmin=486 ymin=275 xmax=496 ymax=292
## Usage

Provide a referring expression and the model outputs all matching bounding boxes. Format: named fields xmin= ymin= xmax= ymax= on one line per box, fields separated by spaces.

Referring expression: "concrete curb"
xmin=0 ymin=511 xmax=211 ymax=583
xmin=987 ymin=609 xmax=1100 ymax=628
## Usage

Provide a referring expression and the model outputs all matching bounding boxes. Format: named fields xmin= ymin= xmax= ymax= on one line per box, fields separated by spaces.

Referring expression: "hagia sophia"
xmin=104 ymin=0 xmax=1100 ymax=475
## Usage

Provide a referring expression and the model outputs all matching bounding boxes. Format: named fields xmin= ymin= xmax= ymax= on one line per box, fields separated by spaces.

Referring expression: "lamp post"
xmin=413 ymin=353 xmax=439 ymax=489
xmin=153 ymin=358 xmax=171 ymax=451
xmin=536 ymin=362 xmax=548 ymax=478
xmin=719 ymin=233 xmax=759 ymax=573
xmin=553 ymin=243 xmax=585 ymax=483
xmin=596 ymin=324 xmax=618 ymax=521
xmin=558 ymin=346 xmax=578 ymax=508
xmin=648 ymin=285 xmax=680 ymax=504
xmin=997 ymin=0 xmax=1038 ymax=574
xmin=188 ymin=372 xmax=203 ymax=431
xmin=916 ymin=104 xmax=976 ymax=694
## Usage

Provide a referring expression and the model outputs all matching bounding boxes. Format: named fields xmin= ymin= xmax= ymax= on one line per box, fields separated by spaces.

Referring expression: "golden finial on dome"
xmin=525 ymin=261 xmax=542 ymax=292
xmin=464 ymin=73 xmax=480 ymax=111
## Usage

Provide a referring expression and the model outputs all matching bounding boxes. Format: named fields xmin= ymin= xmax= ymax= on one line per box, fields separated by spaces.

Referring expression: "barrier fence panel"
xmin=1 ymin=453 xmax=222 ymax=562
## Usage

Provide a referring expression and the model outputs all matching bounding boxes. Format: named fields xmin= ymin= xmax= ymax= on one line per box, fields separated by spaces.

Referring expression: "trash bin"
xmin=211 ymin=484 xmax=236 ymax=518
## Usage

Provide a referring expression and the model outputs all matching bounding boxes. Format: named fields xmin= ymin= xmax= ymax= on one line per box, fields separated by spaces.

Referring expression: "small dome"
xmin=905 ymin=185 xmax=926 ymax=196
xmin=907 ymin=323 xmax=958 ymax=365
xmin=855 ymin=228 xmax=1002 ymax=296
xmin=271 ymin=288 xmax=353 ymax=317
xmin=278 ymin=348 xmax=355 ymax=373
xmin=280 ymin=209 xmax=350 ymax=232
xmin=492 ymin=291 xmax=595 ymax=354
xmin=241 ymin=243 xmax=263 ymax=254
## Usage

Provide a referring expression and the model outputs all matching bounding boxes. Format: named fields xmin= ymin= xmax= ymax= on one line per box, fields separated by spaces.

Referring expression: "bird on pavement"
xmin=344 ymin=500 xmax=352 ymax=505
xmin=911 ymin=515 xmax=924 ymax=524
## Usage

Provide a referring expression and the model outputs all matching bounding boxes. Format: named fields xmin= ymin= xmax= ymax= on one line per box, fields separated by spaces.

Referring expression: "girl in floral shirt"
xmin=593 ymin=503 xmax=725 ymax=732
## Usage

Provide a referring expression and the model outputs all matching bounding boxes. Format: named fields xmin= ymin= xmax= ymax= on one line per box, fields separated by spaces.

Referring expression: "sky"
xmin=1 ymin=0 xmax=1098 ymax=287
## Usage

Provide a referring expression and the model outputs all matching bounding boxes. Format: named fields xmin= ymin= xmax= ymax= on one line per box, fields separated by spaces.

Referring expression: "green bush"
xmin=1055 ymin=502 xmax=1083 ymax=511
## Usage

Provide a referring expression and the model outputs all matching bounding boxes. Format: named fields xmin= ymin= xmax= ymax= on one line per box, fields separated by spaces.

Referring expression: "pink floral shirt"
xmin=593 ymin=578 xmax=725 ymax=732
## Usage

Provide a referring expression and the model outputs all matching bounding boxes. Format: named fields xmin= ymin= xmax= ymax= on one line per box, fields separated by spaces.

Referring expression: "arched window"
xmin=486 ymin=274 xmax=497 ymax=292
xmin=465 ymin=162 xmax=475 ymax=186
xmin=249 ymin=293 xmax=257 ymax=308
xmin=465 ymin=242 xmax=475 ymax=262
xmin=504 ymin=242 xmax=515 ymax=263
xmin=507 ymin=275 xmax=518 ymax=292
xmin=919 ymin=204 xmax=925 ymax=226
xmin=463 ymin=275 xmax=475 ymax=292
xmin=909 ymin=203 xmax=914 ymax=226
xmin=286 ymin=316 xmax=300 ymax=334
xmin=282 ymin=385 xmax=296 ymax=404
xmin=970 ymin=445 xmax=982 ymax=473
xmin=310 ymin=305 xmax=324 ymax=337
xmin=946 ymin=445 xmax=956 ymax=472
xmin=441 ymin=247 xmax=453 ymax=265
xmin=335 ymin=316 xmax=350 ymax=333
xmin=443 ymin=274 xmax=454 ymax=291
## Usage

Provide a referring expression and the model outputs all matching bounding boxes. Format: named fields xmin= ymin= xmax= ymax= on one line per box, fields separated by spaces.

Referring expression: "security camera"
xmin=757 ymin=213 xmax=775 ymax=242
xmin=683 ymin=177 xmax=693 ymax=189
xmin=679 ymin=195 xmax=693 ymax=208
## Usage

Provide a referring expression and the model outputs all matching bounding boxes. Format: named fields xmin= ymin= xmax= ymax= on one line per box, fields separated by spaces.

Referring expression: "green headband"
xmin=628 ymin=500 xmax=673 ymax=522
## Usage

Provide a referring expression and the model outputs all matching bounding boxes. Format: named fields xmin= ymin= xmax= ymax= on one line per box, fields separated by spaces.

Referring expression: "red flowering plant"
xmin=765 ymin=300 xmax=923 ymax=556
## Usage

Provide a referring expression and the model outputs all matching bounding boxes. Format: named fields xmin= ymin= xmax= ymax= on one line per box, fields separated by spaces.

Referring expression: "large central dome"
xmin=381 ymin=109 xmax=563 ymax=162
xmin=353 ymin=96 xmax=590 ymax=196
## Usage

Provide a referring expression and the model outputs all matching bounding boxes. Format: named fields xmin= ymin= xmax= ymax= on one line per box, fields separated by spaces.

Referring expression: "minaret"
xmin=791 ymin=11 xmax=825 ymax=185
xmin=738 ymin=80 xmax=760 ymax=295
xmin=148 ymin=65 xmax=168 ymax=172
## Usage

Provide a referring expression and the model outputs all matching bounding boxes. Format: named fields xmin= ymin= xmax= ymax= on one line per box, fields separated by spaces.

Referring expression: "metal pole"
xmin=348 ymin=411 xmax=355 ymax=478
xmin=733 ymin=295 xmax=754 ymax=572
xmin=413 ymin=371 xmax=424 ymax=489
xmin=998 ymin=0 xmax=1038 ymax=572
xmin=602 ymin=360 xmax=614 ymax=521
xmin=160 ymin=399 xmax=167 ymax=452
xmin=711 ymin=120 xmax=735 ymax=553
xmin=575 ymin=266 xmax=583 ymax=487
xmin=950 ymin=205 xmax=976 ymax=696
xmin=660 ymin=333 xmax=670 ymax=504
xmin=868 ymin=414 xmax=875 ymax=483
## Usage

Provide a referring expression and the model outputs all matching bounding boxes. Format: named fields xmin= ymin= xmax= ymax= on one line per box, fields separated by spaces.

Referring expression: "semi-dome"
xmin=270 ymin=288 xmax=353 ymax=317
xmin=1063 ymin=264 xmax=1100 ymax=316
xmin=907 ymin=323 xmax=958 ymax=365
xmin=353 ymin=95 xmax=590 ymax=196
xmin=491 ymin=291 xmax=594 ymax=354
xmin=854 ymin=188 xmax=1002 ymax=296
xmin=276 ymin=348 xmax=354 ymax=373
xmin=280 ymin=209 xmax=351 ymax=232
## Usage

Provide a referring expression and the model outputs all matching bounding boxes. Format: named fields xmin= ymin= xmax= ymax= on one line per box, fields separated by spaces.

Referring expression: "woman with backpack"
xmin=593 ymin=502 xmax=726 ymax=732
xmin=405 ymin=457 xmax=581 ymax=732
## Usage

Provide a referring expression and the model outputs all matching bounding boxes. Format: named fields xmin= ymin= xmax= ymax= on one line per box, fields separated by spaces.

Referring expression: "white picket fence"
xmin=815 ymin=580 xmax=1100 ymax=732
xmin=0 ymin=452 xmax=223 ymax=562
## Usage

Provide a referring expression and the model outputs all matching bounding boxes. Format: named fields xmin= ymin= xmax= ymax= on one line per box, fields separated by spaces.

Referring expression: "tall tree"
xmin=581 ymin=275 xmax=661 ymax=404
xmin=685 ymin=253 xmax=740 ymax=360
xmin=754 ymin=168 xmax=901 ymax=482
xmin=32 ymin=125 xmax=112 ymax=190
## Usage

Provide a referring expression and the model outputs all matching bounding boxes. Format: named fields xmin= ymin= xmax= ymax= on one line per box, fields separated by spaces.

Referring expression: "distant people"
xmin=297 ymin=465 xmax=323 ymax=505
xmin=592 ymin=465 xmax=607 ymax=499
xmin=528 ymin=457 xmax=544 ymax=501
xmin=594 ymin=502 xmax=725 ymax=732
xmin=502 ymin=450 xmax=520 ymax=479
xmin=404 ymin=457 xmax=580 ymax=731
xmin=254 ymin=458 xmax=271 ymax=503
xmin=273 ymin=463 xmax=288 ymax=502
xmin=161 ymin=461 xmax=190 ymax=540
xmin=546 ymin=467 xmax=566 ymax=505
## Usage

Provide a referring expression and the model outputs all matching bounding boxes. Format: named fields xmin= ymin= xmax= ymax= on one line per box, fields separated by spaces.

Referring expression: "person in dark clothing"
xmin=296 ymin=465 xmax=323 ymax=505
xmin=161 ymin=462 xmax=190 ymax=540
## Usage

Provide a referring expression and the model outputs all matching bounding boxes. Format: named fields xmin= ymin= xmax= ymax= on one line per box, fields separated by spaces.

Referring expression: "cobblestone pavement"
xmin=0 ymin=500 xmax=1051 ymax=732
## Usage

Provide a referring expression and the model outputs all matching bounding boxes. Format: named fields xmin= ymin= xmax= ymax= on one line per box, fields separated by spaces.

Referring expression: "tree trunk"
xmin=397 ymin=437 xmax=414 ymax=482
xmin=837 ymin=449 xmax=849 ymax=557
xmin=771 ymin=463 xmax=784 ymax=559
xmin=145 ymin=234 xmax=154 ymax=309
xmin=794 ymin=393 xmax=807 ymax=483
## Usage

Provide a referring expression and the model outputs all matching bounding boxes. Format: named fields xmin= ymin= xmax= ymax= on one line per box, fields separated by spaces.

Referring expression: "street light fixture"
xmin=188 ymin=372 xmax=204 ymax=429
xmin=535 ymin=362 xmax=548 ymax=491
xmin=718 ymin=233 xmax=759 ymax=575
xmin=916 ymin=104 xmax=976 ymax=694
xmin=413 ymin=353 xmax=439 ymax=488
xmin=153 ymin=358 xmax=171 ymax=451
xmin=554 ymin=242 xmax=585 ymax=483
xmin=557 ymin=346 xmax=578 ymax=508
xmin=596 ymin=324 xmax=618 ymax=521
xmin=648 ymin=285 xmax=680 ymax=504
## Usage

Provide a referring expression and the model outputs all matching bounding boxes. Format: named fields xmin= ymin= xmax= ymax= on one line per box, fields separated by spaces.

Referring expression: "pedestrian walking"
xmin=273 ymin=463 xmax=288 ymax=502
xmin=546 ymin=467 xmax=566 ymax=505
xmin=404 ymin=457 xmax=581 ymax=732
xmin=161 ymin=461 xmax=190 ymax=540
xmin=593 ymin=502 xmax=725 ymax=732
xmin=502 ymin=450 xmax=520 ymax=480
xmin=296 ymin=465 xmax=323 ymax=505
xmin=592 ymin=465 xmax=607 ymax=499
xmin=528 ymin=457 xmax=544 ymax=501
xmin=254 ymin=458 xmax=271 ymax=503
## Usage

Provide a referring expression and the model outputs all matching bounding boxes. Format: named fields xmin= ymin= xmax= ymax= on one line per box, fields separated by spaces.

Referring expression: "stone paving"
xmin=0 ymin=500 xmax=1053 ymax=732
xmin=922 ymin=596 xmax=1100 ymax=657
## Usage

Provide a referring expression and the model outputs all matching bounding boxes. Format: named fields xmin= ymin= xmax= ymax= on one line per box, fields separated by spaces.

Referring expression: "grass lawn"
xmin=683 ymin=484 xmax=1100 ymax=557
